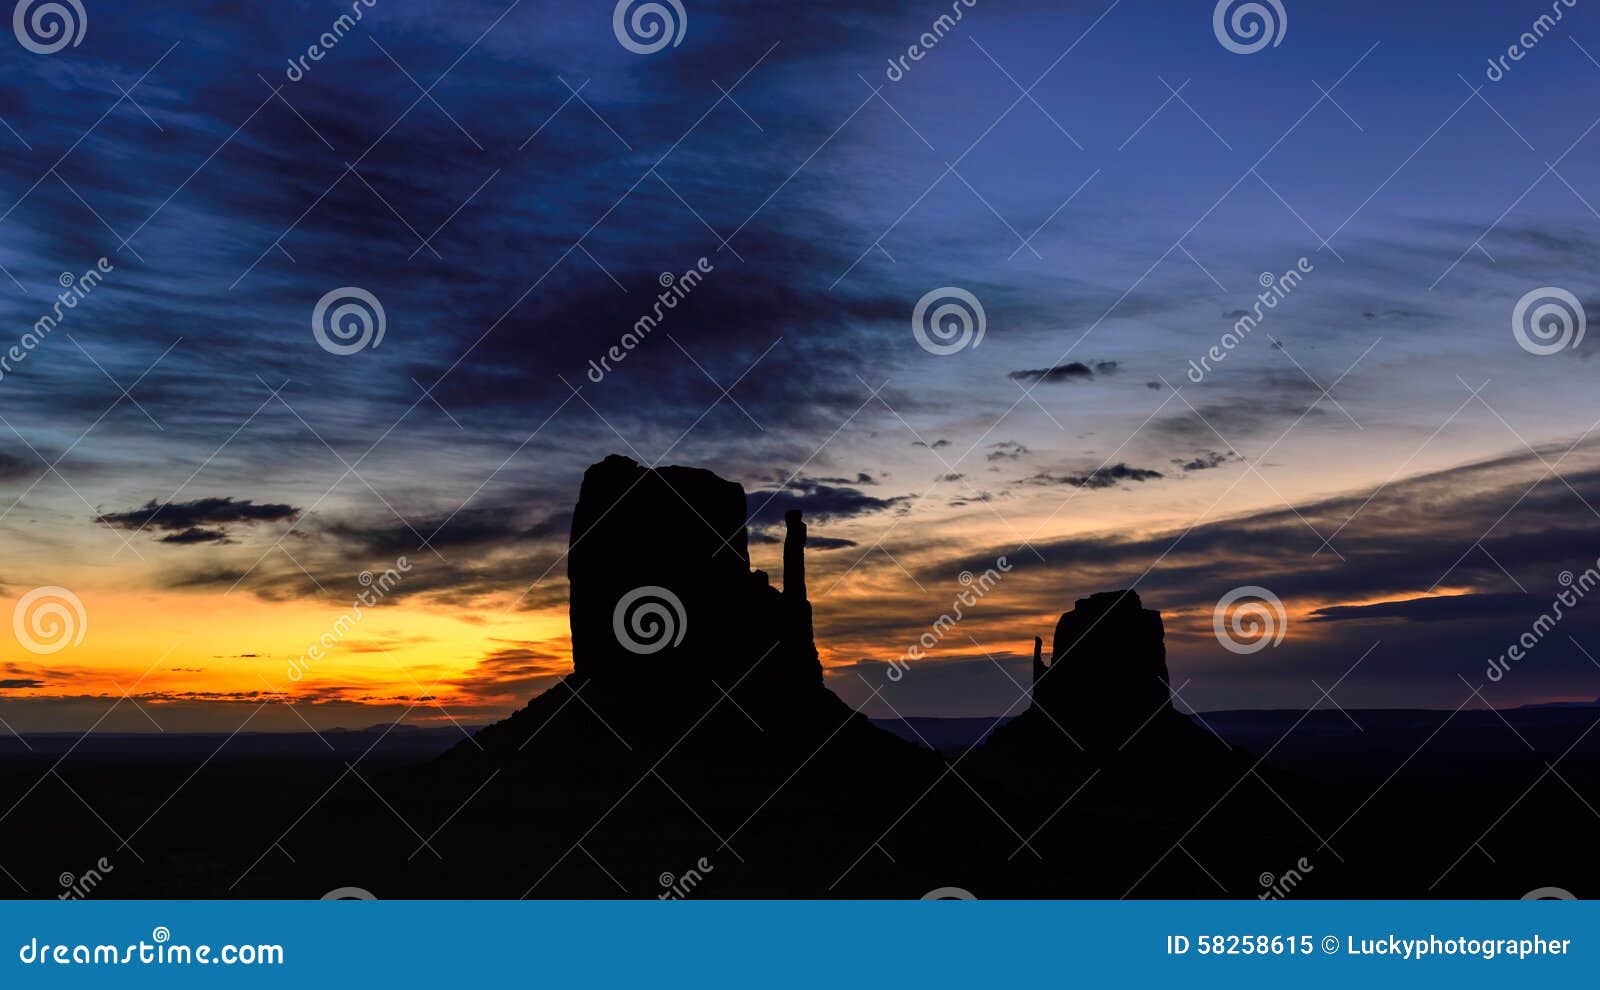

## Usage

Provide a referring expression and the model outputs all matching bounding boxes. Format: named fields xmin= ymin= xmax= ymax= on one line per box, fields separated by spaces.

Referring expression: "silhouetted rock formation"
xmin=195 ymin=460 xmax=1321 ymax=899
xmin=783 ymin=508 xmax=816 ymax=652
xmin=1033 ymin=590 xmax=1174 ymax=747
xmin=568 ymin=454 xmax=819 ymax=694
xmin=977 ymin=589 xmax=1200 ymax=772
xmin=966 ymin=589 xmax=1303 ymax=889
xmin=783 ymin=508 xmax=806 ymax=599
xmin=365 ymin=455 xmax=968 ymax=897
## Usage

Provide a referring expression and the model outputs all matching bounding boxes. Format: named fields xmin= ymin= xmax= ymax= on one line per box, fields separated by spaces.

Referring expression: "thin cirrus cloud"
xmin=944 ymin=443 xmax=1600 ymax=624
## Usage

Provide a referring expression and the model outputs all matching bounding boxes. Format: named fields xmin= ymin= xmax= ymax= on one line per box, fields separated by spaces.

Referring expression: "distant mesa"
xmin=1033 ymin=590 xmax=1175 ymax=746
xmin=977 ymin=588 xmax=1212 ymax=768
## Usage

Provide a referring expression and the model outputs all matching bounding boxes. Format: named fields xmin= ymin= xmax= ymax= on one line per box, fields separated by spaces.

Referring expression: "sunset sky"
xmin=3 ymin=0 xmax=1600 ymax=732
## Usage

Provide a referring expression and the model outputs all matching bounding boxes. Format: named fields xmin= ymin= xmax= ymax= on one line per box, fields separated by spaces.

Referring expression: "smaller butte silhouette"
xmin=1034 ymin=590 xmax=1176 ymax=747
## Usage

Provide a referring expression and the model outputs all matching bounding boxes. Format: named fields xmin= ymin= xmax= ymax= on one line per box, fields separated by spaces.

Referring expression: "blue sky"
xmin=3 ymin=0 xmax=1600 ymax=729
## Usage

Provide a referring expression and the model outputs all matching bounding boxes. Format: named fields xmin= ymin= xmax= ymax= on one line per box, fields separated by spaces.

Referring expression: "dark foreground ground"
xmin=1 ymin=704 xmax=1596 ymax=899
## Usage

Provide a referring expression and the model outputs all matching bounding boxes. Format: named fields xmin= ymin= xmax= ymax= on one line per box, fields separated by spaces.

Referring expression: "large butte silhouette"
xmin=565 ymin=455 xmax=820 ymax=695
xmin=233 ymin=455 xmax=1307 ymax=898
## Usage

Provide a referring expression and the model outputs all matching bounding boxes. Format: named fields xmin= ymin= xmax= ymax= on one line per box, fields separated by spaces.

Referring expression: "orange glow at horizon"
xmin=2 ymin=587 xmax=573 ymax=713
